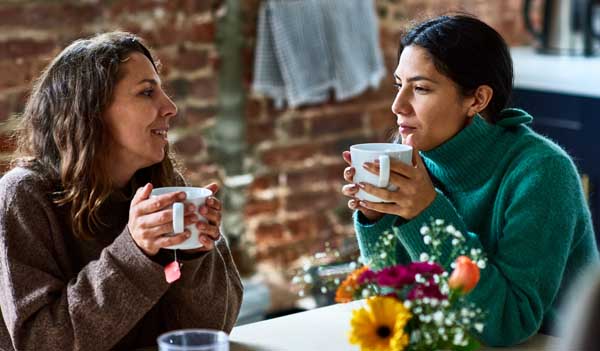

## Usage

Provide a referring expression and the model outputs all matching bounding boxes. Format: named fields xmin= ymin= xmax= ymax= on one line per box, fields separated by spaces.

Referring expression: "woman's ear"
xmin=467 ymin=85 xmax=493 ymax=117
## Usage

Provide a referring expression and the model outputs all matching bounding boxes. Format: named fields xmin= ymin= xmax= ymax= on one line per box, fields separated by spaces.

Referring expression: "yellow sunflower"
xmin=348 ymin=296 xmax=412 ymax=351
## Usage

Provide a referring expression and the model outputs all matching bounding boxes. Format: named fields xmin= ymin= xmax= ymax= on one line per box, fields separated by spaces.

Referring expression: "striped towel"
xmin=253 ymin=0 xmax=385 ymax=108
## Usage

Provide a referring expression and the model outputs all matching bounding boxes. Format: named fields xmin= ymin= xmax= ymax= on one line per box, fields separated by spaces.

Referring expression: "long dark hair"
xmin=398 ymin=14 xmax=513 ymax=122
xmin=13 ymin=32 xmax=179 ymax=239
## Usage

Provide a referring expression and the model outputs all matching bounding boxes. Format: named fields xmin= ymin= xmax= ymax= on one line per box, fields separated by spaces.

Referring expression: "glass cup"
xmin=157 ymin=329 xmax=229 ymax=351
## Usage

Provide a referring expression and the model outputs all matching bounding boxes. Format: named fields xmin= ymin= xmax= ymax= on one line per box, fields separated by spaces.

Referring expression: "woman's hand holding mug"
xmin=128 ymin=183 xmax=222 ymax=256
xmin=342 ymin=136 xmax=436 ymax=221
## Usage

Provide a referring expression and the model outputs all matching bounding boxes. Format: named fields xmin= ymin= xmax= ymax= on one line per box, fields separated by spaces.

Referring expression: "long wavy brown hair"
xmin=13 ymin=32 xmax=180 ymax=239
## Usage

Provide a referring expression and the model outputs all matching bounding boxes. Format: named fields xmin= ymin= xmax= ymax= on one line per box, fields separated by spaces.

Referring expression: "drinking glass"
xmin=157 ymin=329 xmax=229 ymax=351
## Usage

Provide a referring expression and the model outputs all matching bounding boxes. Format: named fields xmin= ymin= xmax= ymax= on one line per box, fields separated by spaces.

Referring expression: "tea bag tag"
xmin=164 ymin=250 xmax=182 ymax=283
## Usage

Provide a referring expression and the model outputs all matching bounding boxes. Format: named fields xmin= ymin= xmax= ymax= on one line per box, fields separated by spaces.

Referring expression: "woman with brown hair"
xmin=0 ymin=32 xmax=242 ymax=350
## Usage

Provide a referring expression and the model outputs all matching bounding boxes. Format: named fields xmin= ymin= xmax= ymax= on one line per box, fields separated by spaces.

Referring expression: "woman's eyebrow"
xmin=393 ymin=73 xmax=438 ymax=84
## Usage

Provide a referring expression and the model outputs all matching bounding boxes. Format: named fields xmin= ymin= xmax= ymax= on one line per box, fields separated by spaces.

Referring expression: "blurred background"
xmin=0 ymin=0 xmax=599 ymax=325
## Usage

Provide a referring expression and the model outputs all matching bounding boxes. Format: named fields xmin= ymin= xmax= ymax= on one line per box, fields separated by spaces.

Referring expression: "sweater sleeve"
xmin=159 ymin=235 xmax=243 ymax=333
xmin=0 ymin=175 xmax=170 ymax=351
xmin=353 ymin=212 xmax=411 ymax=266
xmin=393 ymin=155 xmax=591 ymax=346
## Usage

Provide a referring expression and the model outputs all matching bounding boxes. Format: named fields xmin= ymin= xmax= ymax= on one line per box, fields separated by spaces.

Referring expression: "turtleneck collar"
xmin=421 ymin=109 xmax=532 ymax=192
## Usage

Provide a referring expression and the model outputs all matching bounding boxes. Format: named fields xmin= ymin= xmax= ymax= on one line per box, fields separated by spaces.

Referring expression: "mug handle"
xmin=378 ymin=155 xmax=390 ymax=188
xmin=172 ymin=202 xmax=185 ymax=234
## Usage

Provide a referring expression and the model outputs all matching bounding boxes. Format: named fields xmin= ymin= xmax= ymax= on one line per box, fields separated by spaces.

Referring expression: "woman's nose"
xmin=391 ymin=90 xmax=407 ymax=116
xmin=162 ymin=93 xmax=178 ymax=119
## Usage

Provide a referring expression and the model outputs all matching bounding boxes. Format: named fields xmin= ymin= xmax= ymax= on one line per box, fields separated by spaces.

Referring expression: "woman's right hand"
xmin=341 ymin=151 xmax=385 ymax=222
xmin=128 ymin=183 xmax=200 ymax=256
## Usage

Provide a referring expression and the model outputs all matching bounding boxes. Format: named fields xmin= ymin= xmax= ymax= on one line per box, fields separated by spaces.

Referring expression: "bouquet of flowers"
xmin=335 ymin=219 xmax=487 ymax=351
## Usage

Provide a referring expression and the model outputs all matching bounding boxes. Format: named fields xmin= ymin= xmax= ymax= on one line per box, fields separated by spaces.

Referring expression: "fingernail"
xmin=358 ymin=183 xmax=365 ymax=189
xmin=178 ymin=192 xmax=186 ymax=200
xmin=359 ymin=201 xmax=367 ymax=207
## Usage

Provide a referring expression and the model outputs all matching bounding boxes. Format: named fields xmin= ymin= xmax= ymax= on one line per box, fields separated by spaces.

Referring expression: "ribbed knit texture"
xmin=354 ymin=110 xmax=599 ymax=346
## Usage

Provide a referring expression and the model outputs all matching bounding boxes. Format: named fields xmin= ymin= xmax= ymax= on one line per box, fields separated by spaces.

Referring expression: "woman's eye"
xmin=393 ymin=83 xmax=402 ymax=91
xmin=415 ymin=86 xmax=430 ymax=93
xmin=141 ymin=89 xmax=154 ymax=97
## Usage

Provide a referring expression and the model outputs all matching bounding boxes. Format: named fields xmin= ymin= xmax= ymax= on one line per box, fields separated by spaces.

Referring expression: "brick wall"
xmin=0 ymin=0 xmax=531 ymax=306
xmin=0 ymin=0 xmax=222 ymax=183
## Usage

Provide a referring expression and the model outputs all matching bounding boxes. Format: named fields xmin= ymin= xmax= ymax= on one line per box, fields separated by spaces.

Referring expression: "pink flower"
xmin=375 ymin=265 xmax=415 ymax=289
xmin=357 ymin=268 xmax=377 ymax=285
xmin=407 ymin=283 xmax=446 ymax=300
xmin=407 ymin=262 xmax=444 ymax=275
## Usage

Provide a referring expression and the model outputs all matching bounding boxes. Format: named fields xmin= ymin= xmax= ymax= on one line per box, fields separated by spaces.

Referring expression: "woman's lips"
xmin=399 ymin=125 xmax=416 ymax=134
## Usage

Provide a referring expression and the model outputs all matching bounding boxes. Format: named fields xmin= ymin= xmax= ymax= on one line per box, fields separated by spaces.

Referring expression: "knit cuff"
xmin=393 ymin=190 xmax=481 ymax=268
xmin=354 ymin=211 xmax=398 ymax=263
xmin=107 ymin=228 xmax=170 ymax=299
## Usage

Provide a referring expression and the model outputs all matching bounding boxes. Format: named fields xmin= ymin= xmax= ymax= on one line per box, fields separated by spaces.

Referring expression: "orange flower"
xmin=335 ymin=266 xmax=370 ymax=303
xmin=448 ymin=256 xmax=480 ymax=294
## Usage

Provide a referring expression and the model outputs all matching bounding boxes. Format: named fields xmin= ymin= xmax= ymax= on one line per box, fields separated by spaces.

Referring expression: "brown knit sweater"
xmin=0 ymin=167 xmax=243 ymax=351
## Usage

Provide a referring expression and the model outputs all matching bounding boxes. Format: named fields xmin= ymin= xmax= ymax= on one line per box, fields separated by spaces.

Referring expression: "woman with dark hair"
xmin=0 ymin=32 xmax=242 ymax=350
xmin=342 ymin=14 xmax=599 ymax=346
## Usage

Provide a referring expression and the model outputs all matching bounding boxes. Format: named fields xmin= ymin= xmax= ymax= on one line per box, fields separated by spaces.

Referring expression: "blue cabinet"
xmin=512 ymin=89 xmax=600 ymax=241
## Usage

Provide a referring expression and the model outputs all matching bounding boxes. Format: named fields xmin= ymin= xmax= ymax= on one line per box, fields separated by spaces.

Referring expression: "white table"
xmin=230 ymin=301 xmax=559 ymax=351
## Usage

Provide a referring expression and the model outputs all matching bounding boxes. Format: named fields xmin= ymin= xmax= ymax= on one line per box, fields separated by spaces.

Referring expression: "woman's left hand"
xmin=182 ymin=182 xmax=222 ymax=253
xmin=358 ymin=135 xmax=436 ymax=220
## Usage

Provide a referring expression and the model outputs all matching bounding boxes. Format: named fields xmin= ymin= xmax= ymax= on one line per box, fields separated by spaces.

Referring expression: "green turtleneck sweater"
xmin=354 ymin=109 xmax=599 ymax=347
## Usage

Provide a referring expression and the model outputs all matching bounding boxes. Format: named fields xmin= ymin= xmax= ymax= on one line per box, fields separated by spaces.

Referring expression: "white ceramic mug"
xmin=150 ymin=186 xmax=213 ymax=250
xmin=350 ymin=143 xmax=413 ymax=203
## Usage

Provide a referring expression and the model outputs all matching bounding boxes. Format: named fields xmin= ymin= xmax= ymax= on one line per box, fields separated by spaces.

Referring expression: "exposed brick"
xmin=247 ymin=173 xmax=278 ymax=192
xmin=165 ymin=78 xmax=190 ymax=98
xmin=254 ymin=222 xmax=285 ymax=243
xmin=286 ymin=213 xmax=330 ymax=239
xmin=241 ymin=46 xmax=255 ymax=87
xmin=320 ymin=136 xmax=372 ymax=158
xmin=0 ymin=132 xmax=16 ymax=153
xmin=170 ymin=46 xmax=210 ymax=72
xmin=0 ymin=61 xmax=28 ymax=90
xmin=0 ymin=39 xmax=56 ymax=60
xmin=180 ymin=0 xmax=218 ymax=13
xmin=189 ymin=78 xmax=218 ymax=101
xmin=286 ymin=163 xmax=345 ymax=189
xmin=369 ymin=106 xmax=398 ymax=142
xmin=245 ymin=197 xmax=280 ymax=217
xmin=247 ymin=121 xmax=275 ymax=145
xmin=281 ymin=118 xmax=305 ymax=138
xmin=184 ymin=21 xmax=217 ymax=43
xmin=0 ymin=3 xmax=98 ymax=29
xmin=183 ymin=106 xmax=217 ymax=126
xmin=285 ymin=190 xmax=343 ymax=213
xmin=245 ymin=98 xmax=262 ymax=120
xmin=173 ymin=134 xmax=205 ymax=155
xmin=261 ymin=144 xmax=320 ymax=167
xmin=309 ymin=112 xmax=364 ymax=137
xmin=182 ymin=162 xmax=222 ymax=187
xmin=108 ymin=1 xmax=179 ymax=17
xmin=0 ymin=96 xmax=11 ymax=122
xmin=0 ymin=159 xmax=12 ymax=174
